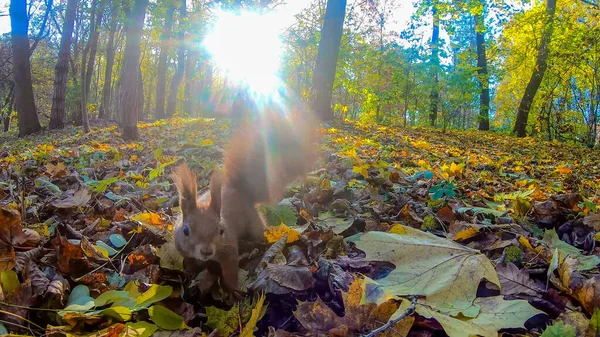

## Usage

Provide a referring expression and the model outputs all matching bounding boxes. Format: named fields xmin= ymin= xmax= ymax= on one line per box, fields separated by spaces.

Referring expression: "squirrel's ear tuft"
xmin=171 ymin=162 xmax=198 ymax=212
xmin=208 ymin=168 xmax=223 ymax=215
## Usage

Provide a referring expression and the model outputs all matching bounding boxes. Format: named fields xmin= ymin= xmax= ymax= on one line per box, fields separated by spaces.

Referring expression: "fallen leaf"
xmin=495 ymin=262 xmax=542 ymax=296
xmin=417 ymin=296 xmax=544 ymax=337
xmin=541 ymin=321 xmax=577 ymax=337
xmin=347 ymin=227 xmax=500 ymax=316
xmin=148 ymin=304 xmax=190 ymax=330
xmin=0 ymin=208 xmax=24 ymax=271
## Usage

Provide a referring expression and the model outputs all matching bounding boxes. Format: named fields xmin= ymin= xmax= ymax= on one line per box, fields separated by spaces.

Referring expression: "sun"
xmin=203 ymin=8 xmax=285 ymax=99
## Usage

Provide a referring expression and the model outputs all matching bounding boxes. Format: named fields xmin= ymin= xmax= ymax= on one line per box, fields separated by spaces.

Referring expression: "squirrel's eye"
xmin=183 ymin=226 xmax=190 ymax=236
xmin=219 ymin=226 xmax=225 ymax=236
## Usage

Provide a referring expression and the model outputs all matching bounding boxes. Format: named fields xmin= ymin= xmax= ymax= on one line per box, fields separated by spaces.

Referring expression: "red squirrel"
xmin=171 ymin=110 xmax=319 ymax=291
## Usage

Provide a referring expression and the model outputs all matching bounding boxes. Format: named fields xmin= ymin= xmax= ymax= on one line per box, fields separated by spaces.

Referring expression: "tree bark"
xmin=513 ymin=0 xmax=557 ymax=137
xmin=155 ymin=2 xmax=175 ymax=119
xmin=85 ymin=1 xmax=105 ymax=102
xmin=166 ymin=0 xmax=186 ymax=118
xmin=98 ymin=0 xmax=119 ymax=120
xmin=120 ymin=0 xmax=149 ymax=140
xmin=429 ymin=4 xmax=440 ymax=127
xmin=311 ymin=0 xmax=347 ymax=122
xmin=474 ymin=3 xmax=490 ymax=131
xmin=49 ymin=0 xmax=77 ymax=130
xmin=10 ymin=0 xmax=42 ymax=137
xmin=2 ymin=83 xmax=14 ymax=132
xmin=183 ymin=50 xmax=197 ymax=116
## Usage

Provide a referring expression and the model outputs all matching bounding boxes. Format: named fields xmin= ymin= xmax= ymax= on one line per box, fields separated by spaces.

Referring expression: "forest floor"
xmin=0 ymin=118 xmax=599 ymax=337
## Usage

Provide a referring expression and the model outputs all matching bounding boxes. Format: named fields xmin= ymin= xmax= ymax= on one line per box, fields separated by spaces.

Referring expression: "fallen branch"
xmin=363 ymin=295 xmax=418 ymax=337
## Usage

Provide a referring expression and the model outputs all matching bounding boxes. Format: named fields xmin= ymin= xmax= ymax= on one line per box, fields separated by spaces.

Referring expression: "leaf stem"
xmin=362 ymin=296 xmax=417 ymax=337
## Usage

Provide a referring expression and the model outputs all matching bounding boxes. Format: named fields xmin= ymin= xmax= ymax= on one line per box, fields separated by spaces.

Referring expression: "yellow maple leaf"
xmin=518 ymin=235 xmax=534 ymax=251
xmin=454 ymin=227 xmax=479 ymax=242
xmin=200 ymin=139 xmax=214 ymax=146
xmin=352 ymin=165 xmax=369 ymax=179
xmin=555 ymin=165 xmax=573 ymax=175
xmin=389 ymin=224 xmax=406 ymax=235
xmin=264 ymin=224 xmax=300 ymax=244
xmin=131 ymin=212 xmax=164 ymax=227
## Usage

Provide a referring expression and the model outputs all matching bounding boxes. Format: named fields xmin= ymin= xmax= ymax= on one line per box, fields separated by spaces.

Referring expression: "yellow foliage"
xmin=264 ymin=224 xmax=300 ymax=244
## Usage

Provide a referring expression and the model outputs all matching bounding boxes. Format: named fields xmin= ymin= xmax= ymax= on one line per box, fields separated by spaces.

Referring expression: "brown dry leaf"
xmin=436 ymin=206 xmax=456 ymax=224
xmin=0 ymin=279 xmax=34 ymax=329
xmin=15 ymin=228 xmax=42 ymax=247
xmin=54 ymin=235 xmax=89 ymax=274
xmin=496 ymin=263 xmax=542 ymax=296
xmin=0 ymin=208 xmax=25 ymax=271
xmin=15 ymin=246 xmax=45 ymax=274
xmin=293 ymin=296 xmax=341 ymax=334
xmin=80 ymin=236 xmax=108 ymax=262
xmin=293 ymin=278 xmax=410 ymax=335
xmin=24 ymin=259 xmax=50 ymax=296
xmin=583 ymin=214 xmax=600 ymax=231
xmin=249 ymin=264 xmax=314 ymax=295
xmin=46 ymin=162 xmax=69 ymax=178
xmin=52 ymin=188 xmax=92 ymax=209
xmin=46 ymin=273 xmax=70 ymax=302
xmin=558 ymin=256 xmax=600 ymax=314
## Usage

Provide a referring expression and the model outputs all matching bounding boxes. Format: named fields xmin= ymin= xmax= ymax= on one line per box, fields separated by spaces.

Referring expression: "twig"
xmin=0 ymin=318 xmax=39 ymax=336
xmin=363 ymin=296 xmax=418 ymax=337
xmin=0 ymin=309 xmax=45 ymax=331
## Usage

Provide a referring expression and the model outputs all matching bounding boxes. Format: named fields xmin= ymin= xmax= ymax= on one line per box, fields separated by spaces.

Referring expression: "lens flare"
xmin=203 ymin=8 xmax=284 ymax=99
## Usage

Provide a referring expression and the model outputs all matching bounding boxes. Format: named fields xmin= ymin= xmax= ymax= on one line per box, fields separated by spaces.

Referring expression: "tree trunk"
xmin=10 ymin=0 xmax=42 ymax=137
xmin=429 ymin=4 xmax=440 ymax=127
xmin=166 ymin=0 xmax=186 ymax=118
xmin=85 ymin=2 xmax=105 ymax=103
xmin=513 ymin=0 xmax=557 ymax=137
xmin=2 ymin=83 xmax=14 ymax=132
xmin=184 ymin=51 xmax=197 ymax=116
xmin=311 ymin=0 xmax=347 ymax=122
xmin=99 ymin=0 xmax=119 ymax=120
xmin=120 ymin=0 xmax=148 ymax=140
xmin=474 ymin=4 xmax=490 ymax=131
xmin=155 ymin=3 xmax=175 ymax=119
xmin=49 ymin=0 xmax=77 ymax=130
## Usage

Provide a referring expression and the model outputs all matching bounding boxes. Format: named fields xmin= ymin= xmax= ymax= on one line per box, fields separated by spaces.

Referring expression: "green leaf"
xmin=148 ymin=158 xmax=178 ymax=180
xmin=540 ymin=321 xmax=576 ymax=337
xmin=148 ymin=305 xmax=190 ymax=330
xmin=590 ymin=308 xmax=600 ymax=336
xmin=206 ymin=304 xmax=240 ymax=337
xmin=346 ymin=227 xmax=500 ymax=316
xmin=99 ymin=306 xmax=132 ymax=322
xmin=445 ymin=188 xmax=456 ymax=198
xmin=86 ymin=176 xmax=119 ymax=193
xmin=68 ymin=284 xmax=91 ymax=305
xmin=123 ymin=321 xmax=159 ymax=337
xmin=543 ymin=229 xmax=600 ymax=271
xmin=94 ymin=290 xmax=131 ymax=307
xmin=35 ymin=177 xmax=61 ymax=194
xmin=431 ymin=189 xmax=444 ymax=201
xmin=1 ymin=270 xmax=19 ymax=293
xmin=0 ymin=322 xmax=7 ymax=335
xmin=96 ymin=241 xmax=119 ymax=256
xmin=153 ymin=148 xmax=163 ymax=160
xmin=109 ymin=234 xmax=128 ymax=248
xmin=133 ymin=284 xmax=173 ymax=310
xmin=417 ymin=296 xmax=544 ymax=337
xmin=456 ymin=206 xmax=504 ymax=217
xmin=257 ymin=204 xmax=298 ymax=227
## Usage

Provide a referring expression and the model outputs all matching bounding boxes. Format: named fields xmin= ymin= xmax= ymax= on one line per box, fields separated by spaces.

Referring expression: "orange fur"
xmin=172 ymin=110 xmax=320 ymax=291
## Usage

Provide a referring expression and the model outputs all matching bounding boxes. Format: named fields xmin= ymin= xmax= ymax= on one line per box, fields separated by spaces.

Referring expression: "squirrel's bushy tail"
xmin=222 ymin=107 xmax=320 ymax=204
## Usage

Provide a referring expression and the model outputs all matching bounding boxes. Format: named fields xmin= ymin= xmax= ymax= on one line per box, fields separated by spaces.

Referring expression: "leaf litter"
xmin=0 ymin=118 xmax=599 ymax=336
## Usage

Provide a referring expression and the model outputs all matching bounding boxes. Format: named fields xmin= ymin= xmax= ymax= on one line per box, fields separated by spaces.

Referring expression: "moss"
xmin=504 ymin=246 xmax=524 ymax=264
xmin=421 ymin=215 xmax=439 ymax=231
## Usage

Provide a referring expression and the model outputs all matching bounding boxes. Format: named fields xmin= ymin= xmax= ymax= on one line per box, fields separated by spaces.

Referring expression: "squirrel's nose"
xmin=200 ymin=248 xmax=214 ymax=257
